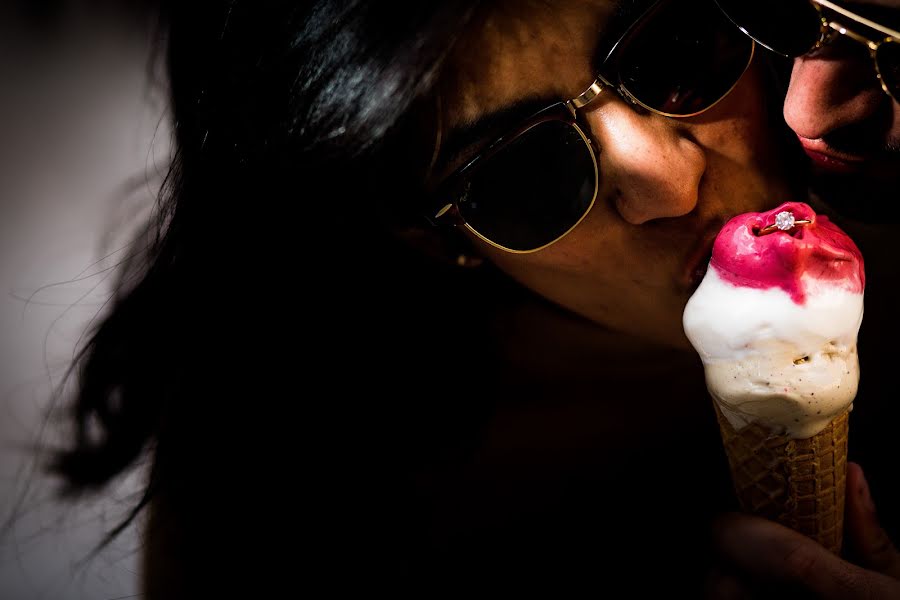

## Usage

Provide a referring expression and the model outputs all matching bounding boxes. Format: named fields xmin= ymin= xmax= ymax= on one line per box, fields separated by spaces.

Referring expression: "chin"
xmin=652 ymin=328 xmax=694 ymax=351
xmin=614 ymin=311 xmax=694 ymax=351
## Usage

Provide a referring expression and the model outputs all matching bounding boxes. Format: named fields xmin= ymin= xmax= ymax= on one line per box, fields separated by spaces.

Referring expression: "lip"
xmin=798 ymin=137 xmax=867 ymax=175
xmin=681 ymin=219 xmax=726 ymax=292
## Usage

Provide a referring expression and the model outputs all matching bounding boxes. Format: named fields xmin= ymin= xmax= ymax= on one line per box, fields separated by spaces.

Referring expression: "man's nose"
xmin=585 ymin=103 xmax=705 ymax=225
xmin=784 ymin=52 xmax=889 ymax=141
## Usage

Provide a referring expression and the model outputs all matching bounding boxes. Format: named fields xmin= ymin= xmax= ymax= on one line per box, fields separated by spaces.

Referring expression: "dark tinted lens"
xmin=459 ymin=121 xmax=596 ymax=252
xmin=715 ymin=0 xmax=822 ymax=56
xmin=616 ymin=0 xmax=754 ymax=115
xmin=876 ymin=40 xmax=900 ymax=101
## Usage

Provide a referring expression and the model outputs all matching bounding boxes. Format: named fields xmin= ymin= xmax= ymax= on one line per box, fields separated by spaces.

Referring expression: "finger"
xmin=714 ymin=512 xmax=900 ymax=599
xmin=846 ymin=462 xmax=900 ymax=580
xmin=705 ymin=567 xmax=756 ymax=600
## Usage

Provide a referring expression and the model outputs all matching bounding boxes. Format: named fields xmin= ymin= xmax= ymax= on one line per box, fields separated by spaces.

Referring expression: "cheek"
xmin=692 ymin=108 xmax=770 ymax=166
xmin=475 ymin=220 xmax=660 ymax=308
xmin=477 ymin=207 xmax=627 ymax=277
xmin=690 ymin=65 xmax=782 ymax=164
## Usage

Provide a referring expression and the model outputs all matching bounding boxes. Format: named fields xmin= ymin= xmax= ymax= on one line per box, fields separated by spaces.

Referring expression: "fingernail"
xmin=858 ymin=466 xmax=876 ymax=514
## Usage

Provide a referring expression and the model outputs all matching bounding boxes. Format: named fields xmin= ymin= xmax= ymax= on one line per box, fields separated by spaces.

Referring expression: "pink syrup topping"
xmin=710 ymin=202 xmax=864 ymax=305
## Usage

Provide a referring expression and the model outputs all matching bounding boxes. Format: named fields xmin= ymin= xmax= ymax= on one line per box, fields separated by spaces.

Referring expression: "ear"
xmin=391 ymin=224 xmax=485 ymax=268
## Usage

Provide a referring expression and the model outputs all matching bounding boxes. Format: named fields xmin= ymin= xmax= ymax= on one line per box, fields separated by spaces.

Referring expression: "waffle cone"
xmin=713 ymin=403 xmax=849 ymax=554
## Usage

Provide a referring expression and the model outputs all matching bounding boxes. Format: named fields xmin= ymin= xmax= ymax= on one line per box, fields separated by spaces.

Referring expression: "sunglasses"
xmin=428 ymin=0 xmax=755 ymax=254
xmin=716 ymin=0 xmax=900 ymax=102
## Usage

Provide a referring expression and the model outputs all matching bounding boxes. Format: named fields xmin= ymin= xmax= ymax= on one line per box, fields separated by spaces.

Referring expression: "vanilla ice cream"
xmin=683 ymin=202 xmax=864 ymax=439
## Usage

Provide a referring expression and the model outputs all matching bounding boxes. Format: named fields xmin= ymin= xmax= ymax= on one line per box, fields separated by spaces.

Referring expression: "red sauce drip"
xmin=710 ymin=202 xmax=865 ymax=305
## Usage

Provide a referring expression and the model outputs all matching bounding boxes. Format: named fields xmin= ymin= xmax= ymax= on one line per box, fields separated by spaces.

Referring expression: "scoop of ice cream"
xmin=683 ymin=202 xmax=864 ymax=438
xmin=709 ymin=201 xmax=864 ymax=303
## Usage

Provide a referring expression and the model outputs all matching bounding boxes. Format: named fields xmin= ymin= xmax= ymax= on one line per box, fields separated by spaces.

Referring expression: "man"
xmin=783 ymin=0 xmax=900 ymax=220
xmin=717 ymin=0 xmax=899 ymax=219
xmin=710 ymin=1 xmax=900 ymax=597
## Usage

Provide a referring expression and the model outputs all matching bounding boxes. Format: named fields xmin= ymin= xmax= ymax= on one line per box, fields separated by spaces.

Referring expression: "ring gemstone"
xmin=774 ymin=211 xmax=796 ymax=231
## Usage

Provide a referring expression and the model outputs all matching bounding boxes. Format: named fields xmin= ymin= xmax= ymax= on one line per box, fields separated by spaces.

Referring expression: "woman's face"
xmin=436 ymin=0 xmax=796 ymax=349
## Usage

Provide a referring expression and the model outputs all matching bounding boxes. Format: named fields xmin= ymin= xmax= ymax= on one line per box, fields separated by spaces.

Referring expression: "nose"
xmin=584 ymin=102 xmax=705 ymax=225
xmin=784 ymin=53 xmax=887 ymax=141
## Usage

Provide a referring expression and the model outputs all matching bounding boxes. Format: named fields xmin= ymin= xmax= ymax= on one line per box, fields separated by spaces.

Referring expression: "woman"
xmin=54 ymin=0 xmax=812 ymax=595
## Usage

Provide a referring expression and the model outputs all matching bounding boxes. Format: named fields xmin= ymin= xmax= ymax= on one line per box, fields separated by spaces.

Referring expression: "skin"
xmin=783 ymin=0 xmax=900 ymax=210
xmin=436 ymin=0 xmax=796 ymax=350
xmin=711 ymin=463 xmax=900 ymax=599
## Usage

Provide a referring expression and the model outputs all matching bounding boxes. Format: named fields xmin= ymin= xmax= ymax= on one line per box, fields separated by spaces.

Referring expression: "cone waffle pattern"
xmin=714 ymin=404 xmax=849 ymax=554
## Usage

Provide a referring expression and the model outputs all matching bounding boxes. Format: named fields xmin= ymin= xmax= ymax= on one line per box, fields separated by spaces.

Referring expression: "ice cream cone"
xmin=682 ymin=203 xmax=862 ymax=555
xmin=713 ymin=401 xmax=849 ymax=554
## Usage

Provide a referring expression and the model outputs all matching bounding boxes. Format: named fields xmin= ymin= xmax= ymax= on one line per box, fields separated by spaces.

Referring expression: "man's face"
xmin=782 ymin=0 xmax=900 ymax=220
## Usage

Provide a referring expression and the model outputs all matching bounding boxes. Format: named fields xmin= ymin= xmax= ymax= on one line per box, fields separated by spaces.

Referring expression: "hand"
xmin=708 ymin=462 xmax=900 ymax=599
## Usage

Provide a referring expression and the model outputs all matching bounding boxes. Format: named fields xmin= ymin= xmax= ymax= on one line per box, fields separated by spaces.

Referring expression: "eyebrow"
xmin=436 ymin=0 xmax=649 ymax=174
xmin=437 ymin=95 xmax=561 ymax=172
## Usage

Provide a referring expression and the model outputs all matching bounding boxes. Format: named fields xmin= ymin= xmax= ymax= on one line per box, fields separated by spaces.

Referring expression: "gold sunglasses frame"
xmin=813 ymin=0 xmax=900 ymax=101
xmin=432 ymin=103 xmax=600 ymax=254
xmin=429 ymin=0 xmax=756 ymax=254
xmin=722 ymin=0 xmax=900 ymax=101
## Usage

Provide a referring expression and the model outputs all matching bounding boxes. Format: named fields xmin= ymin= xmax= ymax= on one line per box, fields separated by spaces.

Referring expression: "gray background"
xmin=0 ymin=4 xmax=168 ymax=598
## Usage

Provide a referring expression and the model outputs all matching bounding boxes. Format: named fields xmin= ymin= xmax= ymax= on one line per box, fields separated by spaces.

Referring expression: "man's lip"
xmin=798 ymin=137 xmax=867 ymax=174
xmin=803 ymin=148 xmax=866 ymax=174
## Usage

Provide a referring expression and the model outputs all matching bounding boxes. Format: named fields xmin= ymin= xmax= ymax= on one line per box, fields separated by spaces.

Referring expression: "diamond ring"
xmin=757 ymin=211 xmax=812 ymax=236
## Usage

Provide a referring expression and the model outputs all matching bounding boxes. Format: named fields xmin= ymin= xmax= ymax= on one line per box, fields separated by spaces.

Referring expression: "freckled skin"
xmin=439 ymin=0 xmax=797 ymax=349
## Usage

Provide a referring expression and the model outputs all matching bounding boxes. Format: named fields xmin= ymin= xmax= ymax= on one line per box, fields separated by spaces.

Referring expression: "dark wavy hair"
xmin=51 ymin=0 xmax=518 ymax=594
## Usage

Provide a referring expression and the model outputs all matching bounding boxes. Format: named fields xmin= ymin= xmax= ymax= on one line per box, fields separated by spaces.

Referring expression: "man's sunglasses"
xmin=429 ymin=0 xmax=755 ymax=254
xmin=716 ymin=0 xmax=900 ymax=102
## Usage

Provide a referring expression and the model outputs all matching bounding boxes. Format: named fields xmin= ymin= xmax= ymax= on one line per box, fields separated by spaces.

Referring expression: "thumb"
xmin=846 ymin=462 xmax=900 ymax=579
xmin=713 ymin=513 xmax=900 ymax=599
